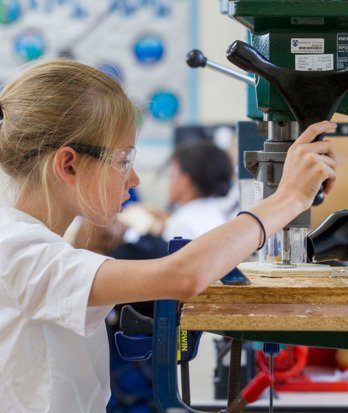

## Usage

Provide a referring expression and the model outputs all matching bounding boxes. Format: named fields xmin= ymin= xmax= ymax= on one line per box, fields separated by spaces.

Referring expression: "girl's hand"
xmin=277 ymin=120 xmax=337 ymax=211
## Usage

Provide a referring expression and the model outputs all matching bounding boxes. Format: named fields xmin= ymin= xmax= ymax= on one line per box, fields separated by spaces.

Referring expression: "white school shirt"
xmin=0 ymin=207 xmax=113 ymax=413
xmin=162 ymin=192 xmax=239 ymax=242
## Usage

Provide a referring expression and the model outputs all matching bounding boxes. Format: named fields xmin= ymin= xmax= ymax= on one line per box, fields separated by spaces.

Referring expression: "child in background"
xmin=163 ymin=140 xmax=238 ymax=241
xmin=0 ymin=59 xmax=337 ymax=412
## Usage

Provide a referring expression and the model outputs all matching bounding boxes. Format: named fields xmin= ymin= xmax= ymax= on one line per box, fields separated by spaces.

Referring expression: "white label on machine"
xmin=254 ymin=180 xmax=264 ymax=205
xmin=291 ymin=38 xmax=324 ymax=53
xmin=295 ymin=54 xmax=333 ymax=71
xmin=337 ymin=33 xmax=348 ymax=69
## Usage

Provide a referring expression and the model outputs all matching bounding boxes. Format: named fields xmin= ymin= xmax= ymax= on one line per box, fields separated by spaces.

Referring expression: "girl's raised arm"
xmin=88 ymin=121 xmax=337 ymax=307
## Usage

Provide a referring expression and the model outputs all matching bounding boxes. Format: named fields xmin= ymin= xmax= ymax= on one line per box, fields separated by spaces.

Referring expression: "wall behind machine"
xmin=0 ymin=0 xmax=186 ymax=205
xmin=0 ymin=1 xmax=248 ymax=208
xmin=197 ymin=0 xmax=247 ymax=123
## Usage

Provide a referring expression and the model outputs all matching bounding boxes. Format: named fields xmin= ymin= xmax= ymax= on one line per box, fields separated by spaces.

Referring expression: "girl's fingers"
xmin=308 ymin=140 xmax=336 ymax=157
xmin=318 ymin=154 xmax=337 ymax=170
xmin=323 ymin=177 xmax=336 ymax=194
xmin=295 ymin=121 xmax=337 ymax=144
xmin=322 ymin=165 xmax=337 ymax=194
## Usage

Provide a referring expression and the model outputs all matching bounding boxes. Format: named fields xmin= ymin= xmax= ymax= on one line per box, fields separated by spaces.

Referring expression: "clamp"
xmin=115 ymin=237 xmax=275 ymax=412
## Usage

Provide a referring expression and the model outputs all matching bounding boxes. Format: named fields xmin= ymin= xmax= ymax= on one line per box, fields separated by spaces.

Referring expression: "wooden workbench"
xmin=181 ymin=263 xmax=348 ymax=332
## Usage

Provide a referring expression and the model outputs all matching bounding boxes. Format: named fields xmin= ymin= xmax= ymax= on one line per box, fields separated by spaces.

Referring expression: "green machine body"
xmin=227 ymin=0 xmax=348 ymax=121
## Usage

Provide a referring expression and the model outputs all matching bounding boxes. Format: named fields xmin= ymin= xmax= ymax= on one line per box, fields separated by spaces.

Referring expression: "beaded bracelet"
xmin=237 ymin=211 xmax=266 ymax=250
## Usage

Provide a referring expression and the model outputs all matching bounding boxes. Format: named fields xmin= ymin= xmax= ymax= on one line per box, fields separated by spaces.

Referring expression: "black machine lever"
xmin=226 ymin=40 xmax=348 ymax=140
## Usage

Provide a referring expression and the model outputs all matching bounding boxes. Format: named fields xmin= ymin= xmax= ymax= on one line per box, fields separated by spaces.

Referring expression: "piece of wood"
xmin=180 ymin=264 xmax=348 ymax=332
xmin=189 ymin=271 xmax=348 ymax=305
xmin=238 ymin=261 xmax=331 ymax=277
xmin=181 ymin=303 xmax=348 ymax=331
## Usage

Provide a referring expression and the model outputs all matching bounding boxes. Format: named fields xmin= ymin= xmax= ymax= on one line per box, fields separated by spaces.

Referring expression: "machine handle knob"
xmin=312 ymin=186 xmax=325 ymax=206
xmin=186 ymin=49 xmax=207 ymax=68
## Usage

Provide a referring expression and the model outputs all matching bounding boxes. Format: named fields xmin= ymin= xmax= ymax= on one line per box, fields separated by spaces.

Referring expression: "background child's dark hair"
xmin=172 ymin=140 xmax=233 ymax=197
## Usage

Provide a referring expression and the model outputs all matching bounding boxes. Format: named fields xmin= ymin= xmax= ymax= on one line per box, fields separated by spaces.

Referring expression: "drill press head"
xmin=223 ymin=1 xmax=348 ymax=264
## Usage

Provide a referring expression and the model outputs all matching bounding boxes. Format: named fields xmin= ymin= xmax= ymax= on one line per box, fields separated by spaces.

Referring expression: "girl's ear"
xmin=53 ymin=147 xmax=79 ymax=186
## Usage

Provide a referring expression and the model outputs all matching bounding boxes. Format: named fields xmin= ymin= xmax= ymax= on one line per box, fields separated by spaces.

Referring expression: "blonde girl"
xmin=0 ymin=59 xmax=336 ymax=412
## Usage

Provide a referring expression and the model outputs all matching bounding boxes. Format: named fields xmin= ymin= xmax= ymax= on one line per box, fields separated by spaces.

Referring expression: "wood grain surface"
xmin=180 ymin=263 xmax=348 ymax=332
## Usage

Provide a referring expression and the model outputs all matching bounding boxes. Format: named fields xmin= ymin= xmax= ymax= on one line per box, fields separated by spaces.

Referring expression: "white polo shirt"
xmin=0 ymin=207 xmax=113 ymax=413
xmin=162 ymin=197 xmax=229 ymax=241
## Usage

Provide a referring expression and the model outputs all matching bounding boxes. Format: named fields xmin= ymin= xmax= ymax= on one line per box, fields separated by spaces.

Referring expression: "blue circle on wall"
xmin=97 ymin=63 xmax=124 ymax=83
xmin=149 ymin=91 xmax=179 ymax=121
xmin=71 ymin=3 xmax=87 ymax=19
xmin=133 ymin=35 xmax=164 ymax=65
xmin=14 ymin=29 xmax=46 ymax=61
xmin=0 ymin=0 xmax=21 ymax=24
xmin=156 ymin=4 xmax=171 ymax=17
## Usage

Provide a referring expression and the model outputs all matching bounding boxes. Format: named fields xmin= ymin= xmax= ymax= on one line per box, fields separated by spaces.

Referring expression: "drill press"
xmin=222 ymin=0 xmax=348 ymax=266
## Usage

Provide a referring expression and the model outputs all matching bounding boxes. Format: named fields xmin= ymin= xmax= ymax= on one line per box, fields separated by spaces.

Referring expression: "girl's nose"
xmin=128 ymin=167 xmax=140 ymax=188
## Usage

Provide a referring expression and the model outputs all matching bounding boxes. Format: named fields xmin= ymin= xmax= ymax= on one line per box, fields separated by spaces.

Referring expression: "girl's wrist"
xmin=271 ymin=187 xmax=306 ymax=216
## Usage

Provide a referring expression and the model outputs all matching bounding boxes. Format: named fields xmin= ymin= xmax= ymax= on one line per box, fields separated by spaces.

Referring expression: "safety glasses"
xmin=24 ymin=143 xmax=137 ymax=178
xmin=107 ymin=147 xmax=137 ymax=178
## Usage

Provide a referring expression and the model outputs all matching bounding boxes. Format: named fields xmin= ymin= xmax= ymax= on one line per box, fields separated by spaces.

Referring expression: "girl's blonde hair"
xmin=0 ymin=59 xmax=136 ymax=225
